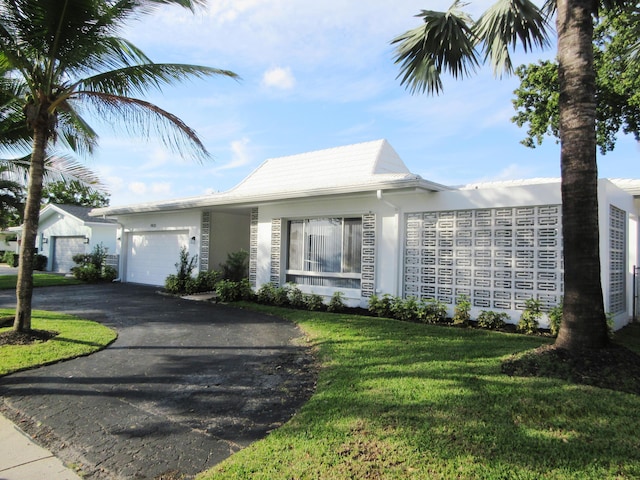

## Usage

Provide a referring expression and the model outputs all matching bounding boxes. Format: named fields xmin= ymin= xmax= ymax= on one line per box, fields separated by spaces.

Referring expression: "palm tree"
xmin=392 ymin=0 xmax=633 ymax=351
xmin=0 ymin=0 xmax=238 ymax=332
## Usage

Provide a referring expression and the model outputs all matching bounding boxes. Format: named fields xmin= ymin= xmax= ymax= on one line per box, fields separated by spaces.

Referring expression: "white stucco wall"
xmin=598 ymin=180 xmax=639 ymax=329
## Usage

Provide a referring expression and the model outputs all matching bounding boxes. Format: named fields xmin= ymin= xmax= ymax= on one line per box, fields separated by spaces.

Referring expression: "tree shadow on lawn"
xmin=286 ymin=321 xmax=640 ymax=478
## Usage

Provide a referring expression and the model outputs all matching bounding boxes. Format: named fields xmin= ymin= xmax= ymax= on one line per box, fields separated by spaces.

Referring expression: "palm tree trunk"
xmin=554 ymin=0 xmax=609 ymax=350
xmin=13 ymin=124 xmax=48 ymax=332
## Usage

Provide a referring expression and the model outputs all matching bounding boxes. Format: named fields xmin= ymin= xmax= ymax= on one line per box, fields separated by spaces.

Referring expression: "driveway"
xmin=0 ymin=283 xmax=316 ymax=480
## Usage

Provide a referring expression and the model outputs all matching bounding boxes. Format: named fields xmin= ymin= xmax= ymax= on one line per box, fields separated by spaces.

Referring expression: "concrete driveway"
xmin=0 ymin=283 xmax=316 ymax=480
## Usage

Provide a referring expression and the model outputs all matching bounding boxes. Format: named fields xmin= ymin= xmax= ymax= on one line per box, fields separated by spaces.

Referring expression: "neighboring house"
xmin=91 ymin=139 xmax=640 ymax=329
xmin=13 ymin=204 xmax=119 ymax=273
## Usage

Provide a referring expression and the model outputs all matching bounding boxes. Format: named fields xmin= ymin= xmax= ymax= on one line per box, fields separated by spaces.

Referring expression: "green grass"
xmin=0 ymin=273 xmax=83 ymax=290
xmin=198 ymin=305 xmax=640 ymax=480
xmin=0 ymin=309 xmax=117 ymax=376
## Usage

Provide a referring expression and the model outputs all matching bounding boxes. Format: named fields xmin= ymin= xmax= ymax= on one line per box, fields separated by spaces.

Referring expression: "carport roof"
xmin=90 ymin=139 xmax=451 ymax=216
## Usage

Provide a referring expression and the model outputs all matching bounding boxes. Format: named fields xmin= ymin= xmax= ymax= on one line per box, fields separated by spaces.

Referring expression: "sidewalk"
xmin=0 ymin=414 xmax=81 ymax=480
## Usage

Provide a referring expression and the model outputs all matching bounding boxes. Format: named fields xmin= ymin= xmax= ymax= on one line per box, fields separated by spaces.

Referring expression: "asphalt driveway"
xmin=0 ymin=283 xmax=316 ymax=480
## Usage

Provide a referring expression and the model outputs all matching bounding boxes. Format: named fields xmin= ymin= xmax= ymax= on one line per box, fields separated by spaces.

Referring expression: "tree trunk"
xmin=554 ymin=0 xmax=609 ymax=350
xmin=13 ymin=123 xmax=48 ymax=332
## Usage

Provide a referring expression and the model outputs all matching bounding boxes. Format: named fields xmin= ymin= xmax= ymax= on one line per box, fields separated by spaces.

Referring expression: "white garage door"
xmin=52 ymin=236 xmax=85 ymax=273
xmin=126 ymin=230 xmax=189 ymax=285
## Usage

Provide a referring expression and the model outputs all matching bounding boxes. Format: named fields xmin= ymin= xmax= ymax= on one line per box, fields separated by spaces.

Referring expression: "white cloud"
xmin=262 ymin=67 xmax=296 ymax=90
xmin=478 ymin=163 xmax=538 ymax=183
xmin=129 ymin=182 xmax=147 ymax=195
xmin=210 ymin=137 xmax=254 ymax=172
xmin=151 ymin=182 xmax=172 ymax=195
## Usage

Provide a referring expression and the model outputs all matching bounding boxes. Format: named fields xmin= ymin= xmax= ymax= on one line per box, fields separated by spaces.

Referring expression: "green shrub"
xmin=192 ymin=270 xmax=220 ymax=293
xmin=304 ymin=293 xmax=325 ymax=311
xmin=72 ymin=264 xmax=101 ymax=282
xmin=287 ymin=284 xmax=306 ymax=309
xmin=102 ymin=265 xmax=117 ymax=282
xmin=518 ymin=298 xmax=542 ymax=334
xmin=220 ymin=249 xmax=249 ymax=282
xmin=272 ymin=284 xmax=290 ymax=307
xmin=327 ymin=291 xmax=346 ymax=313
xmin=452 ymin=295 xmax=471 ymax=325
xmin=477 ymin=310 xmax=509 ymax=330
xmin=72 ymin=244 xmax=115 ymax=283
xmin=257 ymin=282 xmax=278 ymax=304
xmin=391 ymin=295 xmax=419 ymax=322
xmin=34 ymin=254 xmax=47 ymax=271
xmin=368 ymin=294 xmax=394 ymax=318
xmin=215 ymin=279 xmax=242 ymax=302
xmin=3 ymin=252 xmax=18 ymax=267
xmin=548 ymin=301 xmax=563 ymax=336
xmin=421 ymin=298 xmax=448 ymax=324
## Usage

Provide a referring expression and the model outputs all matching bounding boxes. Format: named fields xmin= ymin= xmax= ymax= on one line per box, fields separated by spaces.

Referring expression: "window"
xmin=286 ymin=217 xmax=362 ymax=288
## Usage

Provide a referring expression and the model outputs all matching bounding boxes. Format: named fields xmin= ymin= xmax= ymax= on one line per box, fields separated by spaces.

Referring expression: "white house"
xmin=90 ymin=140 xmax=640 ymax=329
xmin=14 ymin=204 xmax=119 ymax=273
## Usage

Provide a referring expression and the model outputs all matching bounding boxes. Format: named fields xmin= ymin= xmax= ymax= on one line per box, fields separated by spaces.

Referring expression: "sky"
xmin=83 ymin=0 xmax=639 ymax=207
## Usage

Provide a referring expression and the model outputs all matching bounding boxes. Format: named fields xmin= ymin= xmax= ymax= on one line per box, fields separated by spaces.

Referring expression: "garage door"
xmin=52 ymin=236 xmax=85 ymax=273
xmin=126 ymin=231 xmax=189 ymax=285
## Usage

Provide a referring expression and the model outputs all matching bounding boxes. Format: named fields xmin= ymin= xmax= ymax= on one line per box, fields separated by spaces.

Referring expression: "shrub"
xmin=391 ymin=295 xmax=419 ymax=322
xmin=548 ymin=301 xmax=563 ymax=337
xmin=477 ymin=310 xmax=509 ymax=330
xmin=3 ymin=251 xmax=18 ymax=267
xmin=287 ymin=284 xmax=306 ymax=309
xmin=102 ymin=265 xmax=118 ymax=282
xmin=215 ymin=279 xmax=242 ymax=302
xmin=518 ymin=298 xmax=542 ymax=334
xmin=72 ymin=264 xmax=101 ymax=282
xmin=327 ymin=291 xmax=346 ymax=313
xmin=421 ymin=298 xmax=448 ymax=324
xmin=304 ymin=293 xmax=325 ymax=311
xmin=368 ymin=294 xmax=394 ymax=318
xmin=272 ymin=284 xmax=290 ymax=307
xmin=72 ymin=244 xmax=115 ymax=283
xmin=33 ymin=254 xmax=48 ymax=271
xmin=191 ymin=270 xmax=220 ymax=293
xmin=257 ymin=283 xmax=278 ymax=304
xmin=452 ymin=295 xmax=471 ymax=325
xmin=220 ymin=249 xmax=249 ymax=282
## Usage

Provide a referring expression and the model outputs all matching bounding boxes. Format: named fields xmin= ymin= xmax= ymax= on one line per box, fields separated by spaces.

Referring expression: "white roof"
xmin=458 ymin=178 xmax=640 ymax=197
xmin=229 ymin=139 xmax=414 ymax=196
xmin=91 ymin=139 xmax=449 ymax=216
xmin=610 ymin=178 xmax=640 ymax=196
xmin=458 ymin=178 xmax=560 ymax=190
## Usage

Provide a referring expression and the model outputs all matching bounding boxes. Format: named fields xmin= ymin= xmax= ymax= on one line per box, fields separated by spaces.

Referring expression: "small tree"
xmin=165 ymin=247 xmax=197 ymax=294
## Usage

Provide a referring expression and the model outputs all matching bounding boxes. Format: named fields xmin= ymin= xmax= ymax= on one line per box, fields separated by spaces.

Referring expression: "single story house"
xmin=90 ymin=140 xmax=640 ymax=329
xmin=13 ymin=203 xmax=119 ymax=273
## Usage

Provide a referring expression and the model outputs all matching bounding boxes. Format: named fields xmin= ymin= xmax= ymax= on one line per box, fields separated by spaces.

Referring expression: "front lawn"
xmin=0 ymin=273 xmax=82 ymax=289
xmin=198 ymin=306 xmax=640 ymax=480
xmin=0 ymin=309 xmax=117 ymax=375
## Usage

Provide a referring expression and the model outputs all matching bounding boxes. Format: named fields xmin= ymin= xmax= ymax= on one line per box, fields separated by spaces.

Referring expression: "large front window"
xmin=286 ymin=217 xmax=362 ymax=288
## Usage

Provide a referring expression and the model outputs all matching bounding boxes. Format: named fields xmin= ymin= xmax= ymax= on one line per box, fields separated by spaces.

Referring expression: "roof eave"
xmin=90 ymin=178 xmax=452 ymax=216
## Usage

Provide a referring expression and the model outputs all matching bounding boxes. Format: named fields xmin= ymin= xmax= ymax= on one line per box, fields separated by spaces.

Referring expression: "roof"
xmin=458 ymin=178 xmax=640 ymax=197
xmin=42 ymin=204 xmax=118 ymax=225
xmin=610 ymin=179 xmax=640 ymax=196
xmin=91 ymin=139 xmax=451 ymax=216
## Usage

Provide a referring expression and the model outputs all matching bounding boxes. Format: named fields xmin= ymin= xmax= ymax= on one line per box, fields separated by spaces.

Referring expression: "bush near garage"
xmin=2 ymin=251 xmax=47 ymax=270
xmin=71 ymin=244 xmax=117 ymax=282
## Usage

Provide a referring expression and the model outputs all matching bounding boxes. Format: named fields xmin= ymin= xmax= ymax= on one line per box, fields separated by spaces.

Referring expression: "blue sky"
xmin=87 ymin=0 xmax=639 ymax=207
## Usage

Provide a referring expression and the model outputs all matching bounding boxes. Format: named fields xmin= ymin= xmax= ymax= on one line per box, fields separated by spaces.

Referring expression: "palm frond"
xmin=77 ymin=91 xmax=210 ymax=162
xmin=392 ymin=1 xmax=479 ymax=95
xmin=0 ymin=153 xmax=105 ymax=190
xmin=73 ymin=63 xmax=239 ymax=99
xmin=474 ymin=0 xmax=550 ymax=77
